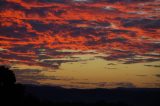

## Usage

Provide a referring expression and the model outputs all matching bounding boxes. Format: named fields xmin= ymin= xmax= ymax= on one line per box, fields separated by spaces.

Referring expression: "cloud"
xmin=155 ymin=74 xmax=160 ymax=78
xmin=144 ymin=65 xmax=160 ymax=68
xmin=14 ymin=68 xmax=59 ymax=84
xmin=123 ymin=18 xmax=160 ymax=29
xmin=0 ymin=0 xmax=160 ymax=66
xmin=0 ymin=0 xmax=159 ymax=88
xmin=74 ymin=81 xmax=136 ymax=88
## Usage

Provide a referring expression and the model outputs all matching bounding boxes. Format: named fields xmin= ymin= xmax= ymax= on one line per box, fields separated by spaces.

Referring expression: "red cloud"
xmin=0 ymin=0 xmax=160 ymax=66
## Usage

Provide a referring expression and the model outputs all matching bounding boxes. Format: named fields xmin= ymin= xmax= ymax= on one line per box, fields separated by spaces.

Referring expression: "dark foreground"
xmin=0 ymin=66 xmax=160 ymax=106
xmin=0 ymin=84 xmax=160 ymax=106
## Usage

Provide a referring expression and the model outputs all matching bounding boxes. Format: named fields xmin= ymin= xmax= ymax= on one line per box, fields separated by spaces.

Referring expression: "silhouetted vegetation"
xmin=0 ymin=65 xmax=160 ymax=106
xmin=0 ymin=66 xmax=16 ymax=87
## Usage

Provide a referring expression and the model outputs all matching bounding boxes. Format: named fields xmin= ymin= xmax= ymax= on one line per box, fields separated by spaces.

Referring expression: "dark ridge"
xmin=0 ymin=65 xmax=160 ymax=106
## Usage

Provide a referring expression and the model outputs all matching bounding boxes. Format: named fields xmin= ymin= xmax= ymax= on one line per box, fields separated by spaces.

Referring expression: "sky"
xmin=0 ymin=0 xmax=160 ymax=88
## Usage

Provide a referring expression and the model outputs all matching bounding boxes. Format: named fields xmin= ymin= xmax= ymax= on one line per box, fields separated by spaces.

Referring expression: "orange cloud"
xmin=0 ymin=0 xmax=160 ymax=67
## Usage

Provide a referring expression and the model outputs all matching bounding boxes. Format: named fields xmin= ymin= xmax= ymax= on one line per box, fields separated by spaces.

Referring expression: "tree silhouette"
xmin=0 ymin=66 xmax=16 ymax=87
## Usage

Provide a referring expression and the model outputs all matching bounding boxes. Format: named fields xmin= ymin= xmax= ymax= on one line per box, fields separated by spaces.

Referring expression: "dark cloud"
xmin=155 ymin=74 xmax=160 ymax=78
xmin=33 ymin=0 xmax=68 ymax=3
xmin=123 ymin=58 xmax=160 ymax=64
xmin=112 ymin=0 xmax=150 ymax=3
xmin=28 ymin=20 xmax=54 ymax=32
xmin=73 ymin=81 xmax=136 ymax=88
xmin=123 ymin=19 xmax=160 ymax=29
xmin=0 ymin=52 xmax=33 ymax=61
xmin=143 ymin=54 xmax=160 ymax=58
xmin=10 ymin=44 xmax=35 ymax=53
xmin=144 ymin=65 xmax=160 ymax=68
xmin=0 ymin=1 xmax=26 ymax=11
xmin=91 ymin=0 xmax=153 ymax=3
xmin=14 ymin=68 xmax=76 ymax=85
xmin=105 ymin=53 xmax=135 ymax=60
xmin=146 ymin=43 xmax=160 ymax=50
xmin=14 ymin=69 xmax=60 ymax=84
xmin=108 ymin=63 xmax=116 ymax=65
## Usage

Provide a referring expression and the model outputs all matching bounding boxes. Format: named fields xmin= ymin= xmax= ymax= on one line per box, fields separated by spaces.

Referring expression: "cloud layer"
xmin=0 ymin=0 xmax=160 ymax=67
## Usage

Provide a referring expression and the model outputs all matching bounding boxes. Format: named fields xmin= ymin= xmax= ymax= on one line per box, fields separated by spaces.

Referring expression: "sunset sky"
xmin=0 ymin=0 xmax=160 ymax=88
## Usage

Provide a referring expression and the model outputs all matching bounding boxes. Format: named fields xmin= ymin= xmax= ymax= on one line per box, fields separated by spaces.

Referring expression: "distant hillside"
xmin=25 ymin=84 xmax=160 ymax=106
